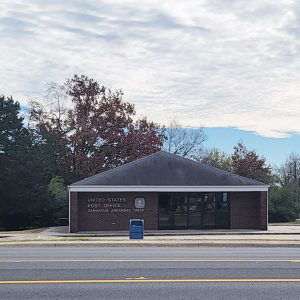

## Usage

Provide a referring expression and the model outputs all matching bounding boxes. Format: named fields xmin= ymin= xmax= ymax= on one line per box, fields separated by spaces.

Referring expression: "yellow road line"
xmin=0 ymin=259 xmax=299 ymax=263
xmin=0 ymin=278 xmax=300 ymax=284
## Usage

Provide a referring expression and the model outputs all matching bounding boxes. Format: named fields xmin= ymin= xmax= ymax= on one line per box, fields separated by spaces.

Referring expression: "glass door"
xmin=159 ymin=193 xmax=187 ymax=229
xmin=173 ymin=194 xmax=188 ymax=229
xmin=188 ymin=193 xmax=202 ymax=228
xmin=158 ymin=193 xmax=174 ymax=229
xmin=202 ymin=193 xmax=216 ymax=228
xmin=215 ymin=193 xmax=230 ymax=228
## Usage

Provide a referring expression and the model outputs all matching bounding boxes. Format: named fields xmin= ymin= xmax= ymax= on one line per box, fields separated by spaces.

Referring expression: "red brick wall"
xmin=69 ymin=192 xmax=78 ymax=233
xmin=70 ymin=191 xmax=268 ymax=232
xmin=230 ymin=192 xmax=267 ymax=229
xmin=230 ymin=192 xmax=259 ymax=229
xmin=74 ymin=192 xmax=158 ymax=232
xmin=259 ymin=191 xmax=268 ymax=230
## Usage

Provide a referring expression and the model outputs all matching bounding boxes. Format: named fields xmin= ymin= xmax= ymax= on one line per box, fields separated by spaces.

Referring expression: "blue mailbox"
xmin=129 ymin=219 xmax=144 ymax=239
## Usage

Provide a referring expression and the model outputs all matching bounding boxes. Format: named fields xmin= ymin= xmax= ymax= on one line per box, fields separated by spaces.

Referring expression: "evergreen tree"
xmin=0 ymin=96 xmax=49 ymax=229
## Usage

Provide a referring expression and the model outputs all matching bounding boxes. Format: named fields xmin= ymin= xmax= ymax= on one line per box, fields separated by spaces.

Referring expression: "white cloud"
xmin=0 ymin=0 xmax=300 ymax=138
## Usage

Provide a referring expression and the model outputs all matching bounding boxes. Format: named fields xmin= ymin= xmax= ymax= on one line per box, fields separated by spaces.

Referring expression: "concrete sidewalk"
xmin=41 ymin=225 xmax=300 ymax=237
xmin=2 ymin=225 xmax=300 ymax=247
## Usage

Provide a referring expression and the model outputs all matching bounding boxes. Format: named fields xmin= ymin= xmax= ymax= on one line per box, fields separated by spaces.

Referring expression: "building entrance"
xmin=158 ymin=192 xmax=230 ymax=229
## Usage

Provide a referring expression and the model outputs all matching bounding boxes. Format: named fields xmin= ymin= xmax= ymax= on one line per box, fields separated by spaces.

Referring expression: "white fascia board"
xmin=68 ymin=185 xmax=269 ymax=192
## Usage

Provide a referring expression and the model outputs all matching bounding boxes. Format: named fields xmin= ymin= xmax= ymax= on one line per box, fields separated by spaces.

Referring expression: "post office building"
xmin=69 ymin=151 xmax=268 ymax=232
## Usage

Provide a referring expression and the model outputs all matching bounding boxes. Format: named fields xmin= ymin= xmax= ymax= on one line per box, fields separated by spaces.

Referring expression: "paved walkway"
xmin=40 ymin=225 xmax=300 ymax=237
xmin=1 ymin=225 xmax=300 ymax=247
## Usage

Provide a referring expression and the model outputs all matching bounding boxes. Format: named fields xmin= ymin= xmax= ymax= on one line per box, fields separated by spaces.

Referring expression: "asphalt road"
xmin=0 ymin=247 xmax=300 ymax=299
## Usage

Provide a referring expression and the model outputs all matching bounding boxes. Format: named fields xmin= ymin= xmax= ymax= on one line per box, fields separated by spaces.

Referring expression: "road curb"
xmin=46 ymin=232 xmax=300 ymax=237
xmin=1 ymin=242 xmax=300 ymax=248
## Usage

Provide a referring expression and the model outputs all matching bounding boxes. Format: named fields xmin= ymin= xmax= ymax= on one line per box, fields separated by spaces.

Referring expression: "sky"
xmin=0 ymin=0 xmax=300 ymax=165
xmin=204 ymin=127 xmax=300 ymax=167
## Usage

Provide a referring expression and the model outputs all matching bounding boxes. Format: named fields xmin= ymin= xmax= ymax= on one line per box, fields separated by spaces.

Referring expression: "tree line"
xmin=0 ymin=75 xmax=299 ymax=229
xmin=164 ymin=122 xmax=300 ymax=222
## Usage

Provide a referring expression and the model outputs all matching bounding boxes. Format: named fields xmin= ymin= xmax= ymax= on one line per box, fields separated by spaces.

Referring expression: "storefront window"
xmin=159 ymin=192 xmax=230 ymax=229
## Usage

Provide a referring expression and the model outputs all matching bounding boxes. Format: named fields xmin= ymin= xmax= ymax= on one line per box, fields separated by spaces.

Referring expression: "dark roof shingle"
xmin=71 ymin=151 xmax=267 ymax=186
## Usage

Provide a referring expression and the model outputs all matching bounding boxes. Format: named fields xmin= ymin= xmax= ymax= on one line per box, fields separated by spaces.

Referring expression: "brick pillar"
xmin=69 ymin=192 xmax=79 ymax=233
xmin=259 ymin=191 xmax=268 ymax=230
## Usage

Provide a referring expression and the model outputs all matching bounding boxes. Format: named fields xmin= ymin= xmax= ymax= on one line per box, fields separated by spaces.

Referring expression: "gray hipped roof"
xmin=71 ymin=151 xmax=267 ymax=186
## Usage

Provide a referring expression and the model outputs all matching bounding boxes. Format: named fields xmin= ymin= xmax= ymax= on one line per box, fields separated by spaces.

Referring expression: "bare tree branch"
xmin=163 ymin=118 xmax=206 ymax=158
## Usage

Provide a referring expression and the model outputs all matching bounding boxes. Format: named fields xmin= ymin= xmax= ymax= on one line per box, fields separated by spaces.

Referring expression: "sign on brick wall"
xmin=87 ymin=197 xmax=145 ymax=213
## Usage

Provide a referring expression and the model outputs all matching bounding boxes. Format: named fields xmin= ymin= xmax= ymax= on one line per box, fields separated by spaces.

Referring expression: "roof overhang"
xmin=69 ymin=185 xmax=269 ymax=192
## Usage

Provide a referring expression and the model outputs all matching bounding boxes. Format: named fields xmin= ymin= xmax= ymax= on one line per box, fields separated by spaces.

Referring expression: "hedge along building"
xmin=69 ymin=151 xmax=269 ymax=232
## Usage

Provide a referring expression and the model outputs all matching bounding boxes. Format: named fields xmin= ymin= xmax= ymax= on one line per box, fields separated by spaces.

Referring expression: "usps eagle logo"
xmin=135 ymin=198 xmax=145 ymax=209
